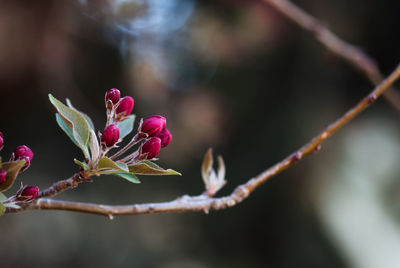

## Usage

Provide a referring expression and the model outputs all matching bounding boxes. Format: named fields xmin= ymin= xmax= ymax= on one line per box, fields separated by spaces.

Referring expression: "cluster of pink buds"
xmin=101 ymin=88 xmax=172 ymax=163
xmin=0 ymin=131 xmax=39 ymax=203
xmin=0 ymin=132 xmax=34 ymax=172
xmin=138 ymin=116 xmax=172 ymax=160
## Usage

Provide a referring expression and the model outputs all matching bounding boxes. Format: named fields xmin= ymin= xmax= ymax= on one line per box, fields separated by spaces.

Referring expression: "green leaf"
xmin=74 ymin=159 xmax=89 ymax=170
xmin=66 ymin=98 xmax=95 ymax=130
xmin=97 ymin=157 xmax=129 ymax=173
xmin=56 ymin=113 xmax=81 ymax=149
xmin=0 ymin=203 xmax=5 ymax=216
xmin=49 ymin=94 xmax=90 ymax=157
xmin=117 ymin=115 xmax=136 ymax=140
xmin=66 ymin=98 xmax=100 ymax=161
xmin=116 ymin=173 xmax=141 ymax=184
xmin=0 ymin=192 xmax=7 ymax=202
xmin=128 ymin=160 xmax=181 ymax=176
xmin=0 ymin=160 xmax=26 ymax=192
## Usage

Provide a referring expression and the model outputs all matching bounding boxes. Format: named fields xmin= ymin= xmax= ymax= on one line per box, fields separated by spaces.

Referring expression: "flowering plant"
xmin=0 ymin=89 xmax=180 ymax=215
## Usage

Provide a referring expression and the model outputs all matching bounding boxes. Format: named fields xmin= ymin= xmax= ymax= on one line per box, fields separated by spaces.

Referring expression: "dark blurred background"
xmin=1 ymin=0 xmax=400 ymax=267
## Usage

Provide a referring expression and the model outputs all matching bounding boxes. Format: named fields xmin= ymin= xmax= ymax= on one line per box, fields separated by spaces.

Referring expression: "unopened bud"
xmin=116 ymin=96 xmax=134 ymax=117
xmin=101 ymin=124 xmax=120 ymax=147
xmin=19 ymin=185 xmax=39 ymax=201
xmin=13 ymin=145 xmax=34 ymax=168
xmin=156 ymin=128 xmax=172 ymax=148
xmin=141 ymin=137 xmax=161 ymax=159
xmin=140 ymin=115 xmax=166 ymax=137
xmin=105 ymin=88 xmax=120 ymax=105
xmin=0 ymin=169 xmax=6 ymax=184
xmin=0 ymin=135 xmax=3 ymax=150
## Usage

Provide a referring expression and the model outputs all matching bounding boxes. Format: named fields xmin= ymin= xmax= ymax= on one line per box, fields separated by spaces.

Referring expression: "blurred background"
xmin=1 ymin=0 xmax=400 ymax=267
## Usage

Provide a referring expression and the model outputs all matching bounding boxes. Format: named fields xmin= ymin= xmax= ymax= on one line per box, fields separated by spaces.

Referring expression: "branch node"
xmin=321 ymin=132 xmax=328 ymax=140
xmin=312 ymin=144 xmax=322 ymax=154
xmin=291 ymin=152 xmax=302 ymax=163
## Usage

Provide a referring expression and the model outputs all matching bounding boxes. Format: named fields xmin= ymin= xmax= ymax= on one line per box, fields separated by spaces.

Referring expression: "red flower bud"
xmin=13 ymin=145 xmax=34 ymax=168
xmin=116 ymin=96 xmax=134 ymax=116
xmin=101 ymin=124 xmax=120 ymax=147
xmin=0 ymin=169 xmax=6 ymax=184
xmin=141 ymin=115 xmax=167 ymax=137
xmin=0 ymin=136 xmax=3 ymax=150
xmin=141 ymin=137 xmax=161 ymax=159
xmin=0 ymin=131 xmax=3 ymax=137
xmin=156 ymin=128 xmax=172 ymax=148
xmin=105 ymin=88 xmax=120 ymax=105
xmin=19 ymin=185 xmax=39 ymax=201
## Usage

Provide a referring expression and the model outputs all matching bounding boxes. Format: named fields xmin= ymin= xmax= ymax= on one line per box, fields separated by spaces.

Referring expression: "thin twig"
xmin=262 ymin=0 xmax=400 ymax=112
xmin=7 ymin=62 xmax=400 ymax=217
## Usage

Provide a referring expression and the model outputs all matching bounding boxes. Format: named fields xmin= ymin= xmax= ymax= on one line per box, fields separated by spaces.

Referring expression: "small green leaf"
xmin=202 ymin=148 xmax=213 ymax=183
xmin=88 ymin=129 xmax=100 ymax=161
xmin=0 ymin=160 xmax=26 ymax=192
xmin=117 ymin=115 xmax=136 ymax=139
xmin=97 ymin=157 xmax=129 ymax=173
xmin=0 ymin=203 xmax=5 ymax=216
xmin=116 ymin=173 xmax=141 ymax=184
xmin=74 ymin=159 xmax=89 ymax=170
xmin=128 ymin=160 xmax=181 ymax=176
xmin=49 ymin=94 xmax=90 ymax=156
xmin=0 ymin=192 xmax=7 ymax=202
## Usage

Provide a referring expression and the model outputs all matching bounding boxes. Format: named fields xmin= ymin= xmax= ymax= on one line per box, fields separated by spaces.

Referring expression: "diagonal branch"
xmin=262 ymin=0 xmax=400 ymax=112
xmin=7 ymin=62 xmax=400 ymax=217
xmin=37 ymin=172 xmax=89 ymax=198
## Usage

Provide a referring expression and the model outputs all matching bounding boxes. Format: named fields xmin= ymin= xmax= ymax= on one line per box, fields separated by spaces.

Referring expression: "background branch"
xmin=7 ymin=62 xmax=400 ymax=217
xmin=262 ymin=0 xmax=400 ymax=112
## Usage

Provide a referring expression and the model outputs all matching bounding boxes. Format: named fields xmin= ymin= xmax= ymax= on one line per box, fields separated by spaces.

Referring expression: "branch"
xmin=37 ymin=172 xmax=89 ymax=198
xmin=262 ymin=0 xmax=400 ymax=112
xmin=7 ymin=62 xmax=400 ymax=217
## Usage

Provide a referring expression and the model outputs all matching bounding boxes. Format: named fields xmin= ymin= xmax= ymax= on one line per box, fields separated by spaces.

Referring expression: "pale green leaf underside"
xmin=116 ymin=172 xmax=141 ymax=184
xmin=117 ymin=115 xmax=136 ymax=140
xmin=0 ymin=192 xmax=7 ymax=202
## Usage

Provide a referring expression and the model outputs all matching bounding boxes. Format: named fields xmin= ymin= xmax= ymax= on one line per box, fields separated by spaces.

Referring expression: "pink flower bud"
xmin=116 ymin=96 xmax=134 ymax=116
xmin=141 ymin=115 xmax=167 ymax=137
xmin=101 ymin=124 xmax=120 ymax=147
xmin=13 ymin=145 xmax=34 ymax=168
xmin=105 ymin=88 xmax=120 ymax=105
xmin=0 ymin=132 xmax=4 ymax=150
xmin=141 ymin=137 xmax=161 ymax=159
xmin=156 ymin=128 xmax=172 ymax=148
xmin=0 ymin=169 xmax=6 ymax=184
xmin=19 ymin=185 xmax=39 ymax=201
